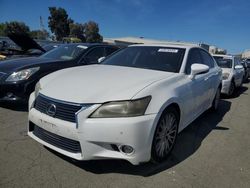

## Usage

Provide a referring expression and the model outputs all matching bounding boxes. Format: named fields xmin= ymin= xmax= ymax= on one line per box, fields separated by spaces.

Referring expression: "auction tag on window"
xmin=158 ymin=48 xmax=178 ymax=53
xmin=77 ymin=45 xmax=88 ymax=49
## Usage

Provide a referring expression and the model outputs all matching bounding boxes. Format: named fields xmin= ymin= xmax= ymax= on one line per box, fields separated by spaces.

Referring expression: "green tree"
xmin=48 ymin=7 xmax=71 ymax=41
xmin=4 ymin=21 xmax=30 ymax=35
xmin=69 ymin=22 xmax=85 ymax=42
xmin=0 ymin=23 xmax=7 ymax=36
xmin=85 ymin=21 xmax=103 ymax=43
xmin=30 ymin=30 xmax=49 ymax=40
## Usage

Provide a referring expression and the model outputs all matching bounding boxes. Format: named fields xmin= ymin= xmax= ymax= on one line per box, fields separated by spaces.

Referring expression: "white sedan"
xmin=28 ymin=44 xmax=222 ymax=165
xmin=213 ymin=54 xmax=244 ymax=96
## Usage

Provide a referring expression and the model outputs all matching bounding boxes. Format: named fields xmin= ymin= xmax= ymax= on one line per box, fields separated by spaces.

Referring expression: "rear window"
xmin=102 ymin=46 xmax=186 ymax=73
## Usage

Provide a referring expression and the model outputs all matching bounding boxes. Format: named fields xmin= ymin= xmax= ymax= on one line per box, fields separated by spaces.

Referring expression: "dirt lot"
xmin=0 ymin=83 xmax=249 ymax=188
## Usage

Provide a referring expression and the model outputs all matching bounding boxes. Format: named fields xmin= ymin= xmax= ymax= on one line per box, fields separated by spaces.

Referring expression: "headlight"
xmin=90 ymin=96 xmax=151 ymax=118
xmin=34 ymin=82 xmax=41 ymax=98
xmin=222 ymin=72 xmax=230 ymax=80
xmin=6 ymin=67 xmax=40 ymax=82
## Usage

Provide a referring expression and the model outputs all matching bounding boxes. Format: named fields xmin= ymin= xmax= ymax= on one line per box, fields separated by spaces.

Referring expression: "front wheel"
xmin=228 ymin=81 xmax=235 ymax=96
xmin=151 ymin=107 xmax=179 ymax=163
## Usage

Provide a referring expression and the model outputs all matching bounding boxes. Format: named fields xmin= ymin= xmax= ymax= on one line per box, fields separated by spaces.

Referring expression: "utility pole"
xmin=40 ymin=16 xmax=45 ymax=32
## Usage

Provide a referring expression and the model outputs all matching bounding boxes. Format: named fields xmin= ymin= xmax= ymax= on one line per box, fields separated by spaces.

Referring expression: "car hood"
xmin=8 ymin=33 xmax=45 ymax=52
xmin=0 ymin=57 xmax=60 ymax=73
xmin=40 ymin=65 xmax=175 ymax=103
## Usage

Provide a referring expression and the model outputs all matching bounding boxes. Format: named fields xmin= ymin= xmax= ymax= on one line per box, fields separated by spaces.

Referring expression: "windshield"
xmin=41 ymin=44 xmax=88 ymax=60
xmin=213 ymin=56 xmax=233 ymax=68
xmin=102 ymin=46 xmax=186 ymax=73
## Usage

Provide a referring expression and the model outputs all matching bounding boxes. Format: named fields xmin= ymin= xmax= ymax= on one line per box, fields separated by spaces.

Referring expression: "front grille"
xmin=32 ymin=123 xmax=81 ymax=153
xmin=34 ymin=94 xmax=84 ymax=123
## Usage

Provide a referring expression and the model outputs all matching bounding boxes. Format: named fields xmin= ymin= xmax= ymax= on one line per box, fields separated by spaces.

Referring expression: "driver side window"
xmin=185 ymin=49 xmax=202 ymax=74
xmin=84 ymin=47 xmax=105 ymax=64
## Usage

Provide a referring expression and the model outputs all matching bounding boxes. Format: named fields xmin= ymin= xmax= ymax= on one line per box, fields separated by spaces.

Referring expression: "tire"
xmin=211 ymin=87 xmax=220 ymax=111
xmin=151 ymin=107 xmax=179 ymax=163
xmin=240 ymin=77 xmax=244 ymax=86
xmin=228 ymin=81 xmax=235 ymax=96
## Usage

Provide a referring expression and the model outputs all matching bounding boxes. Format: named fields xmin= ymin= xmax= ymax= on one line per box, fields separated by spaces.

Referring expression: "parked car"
xmin=241 ymin=60 xmax=250 ymax=82
xmin=28 ymin=44 xmax=222 ymax=165
xmin=0 ymin=33 xmax=60 ymax=59
xmin=213 ymin=54 xmax=244 ymax=96
xmin=0 ymin=43 xmax=119 ymax=102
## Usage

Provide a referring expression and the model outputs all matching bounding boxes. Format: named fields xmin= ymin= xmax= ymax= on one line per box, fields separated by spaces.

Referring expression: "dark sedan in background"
xmin=0 ymin=43 xmax=119 ymax=102
xmin=0 ymin=33 xmax=60 ymax=59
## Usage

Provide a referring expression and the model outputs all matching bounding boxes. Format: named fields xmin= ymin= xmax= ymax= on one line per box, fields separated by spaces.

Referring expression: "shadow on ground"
xmin=222 ymin=85 xmax=248 ymax=99
xmin=0 ymin=101 xmax=28 ymax=112
xmin=46 ymin=99 xmax=231 ymax=177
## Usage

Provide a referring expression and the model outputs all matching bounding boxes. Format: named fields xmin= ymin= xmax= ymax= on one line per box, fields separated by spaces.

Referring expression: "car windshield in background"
xmin=102 ymin=46 xmax=185 ymax=73
xmin=41 ymin=44 xmax=88 ymax=60
xmin=214 ymin=57 xmax=232 ymax=68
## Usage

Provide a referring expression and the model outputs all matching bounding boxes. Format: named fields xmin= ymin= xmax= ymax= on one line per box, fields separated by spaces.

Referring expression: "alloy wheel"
xmin=152 ymin=108 xmax=179 ymax=162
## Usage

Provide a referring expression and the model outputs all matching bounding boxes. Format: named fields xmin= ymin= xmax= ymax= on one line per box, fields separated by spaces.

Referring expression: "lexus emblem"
xmin=46 ymin=103 xmax=56 ymax=117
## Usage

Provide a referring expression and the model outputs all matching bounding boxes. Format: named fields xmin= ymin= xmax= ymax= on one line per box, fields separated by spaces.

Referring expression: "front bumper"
xmin=0 ymin=81 xmax=31 ymax=102
xmin=28 ymin=93 xmax=157 ymax=165
xmin=221 ymin=79 xmax=231 ymax=95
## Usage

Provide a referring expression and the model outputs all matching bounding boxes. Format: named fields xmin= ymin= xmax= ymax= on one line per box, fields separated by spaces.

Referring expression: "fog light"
xmin=120 ymin=145 xmax=134 ymax=154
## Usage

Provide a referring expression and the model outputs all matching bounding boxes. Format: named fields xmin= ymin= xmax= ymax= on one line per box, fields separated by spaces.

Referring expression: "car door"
xmin=199 ymin=49 xmax=220 ymax=103
xmin=184 ymin=48 xmax=211 ymax=118
xmin=234 ymin=58 xmax=244 ymax=86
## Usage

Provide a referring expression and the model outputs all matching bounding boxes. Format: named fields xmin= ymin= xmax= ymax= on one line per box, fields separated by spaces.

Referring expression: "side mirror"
xmin=98 ymin=57 xmax=105 ymax=63
xmin=235 ymin=65 xmax=243 ymax=69
xmin=189 ymin=63 xmax=209 ymax=79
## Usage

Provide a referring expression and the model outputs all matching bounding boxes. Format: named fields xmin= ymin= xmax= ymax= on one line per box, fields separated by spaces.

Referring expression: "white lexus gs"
xmin=28 ymin=44 xmax=222 ymax=165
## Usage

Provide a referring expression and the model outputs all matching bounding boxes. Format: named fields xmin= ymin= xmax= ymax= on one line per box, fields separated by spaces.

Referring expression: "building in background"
xmin=104 ymin=36 xmax=232 ymax=55
xmin=242 ymin=50 xmax=250 ymax=59
xmin=104 ymin=36 xmax=210 ymax=51
xmin=209 ymin=45 xmax=227 ymax=55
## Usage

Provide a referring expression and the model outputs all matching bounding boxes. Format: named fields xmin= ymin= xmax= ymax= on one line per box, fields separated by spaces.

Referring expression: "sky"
xmin=0 ymin=0 xmax=249 ymax=54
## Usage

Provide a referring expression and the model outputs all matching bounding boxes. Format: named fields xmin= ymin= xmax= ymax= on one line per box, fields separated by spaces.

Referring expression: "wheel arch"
xmin=148 ymin=99 xmax=182 ymax=152
xmin=149 ymin=101 xmax=181 ymax=162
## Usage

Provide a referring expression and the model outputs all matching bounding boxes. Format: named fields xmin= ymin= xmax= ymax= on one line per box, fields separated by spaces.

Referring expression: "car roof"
xmin=212 ymin=54 xmax=234 ymax=59
xmin=59 ymin=43 xmax=118 ymax=48
xmin=129 ymin=43 xmax=200 ymax=50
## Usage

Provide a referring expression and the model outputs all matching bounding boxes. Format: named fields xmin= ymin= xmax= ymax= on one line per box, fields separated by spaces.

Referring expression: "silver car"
xmin=213 ymin=55 xmax=244 ymax=96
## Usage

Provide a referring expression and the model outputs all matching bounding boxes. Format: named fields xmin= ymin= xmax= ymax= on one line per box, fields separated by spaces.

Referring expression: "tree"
xmin=48 ymin=7 xmax=71 ymax=41
xmin=30 ymin=30 xmax=49 ymax=40
xmin=84 ymin=21 xmax=103 ymax=43
xmin=69 ymin=22 xmax=85 ymax=42
xmin=4 ymin=21 xmax=30 ymax=35
xmin=0 ymin=23 xmax=7 ymax=36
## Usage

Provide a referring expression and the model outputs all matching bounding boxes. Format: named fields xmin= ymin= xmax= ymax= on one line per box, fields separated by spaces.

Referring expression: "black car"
xmin=0 ymin=43 xmax=119 ymax=102
xmin=0 ymin=33 xmax=60 ymax=59
xmin=241 ymin=60 xmax=250 ymax=82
